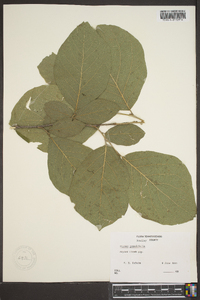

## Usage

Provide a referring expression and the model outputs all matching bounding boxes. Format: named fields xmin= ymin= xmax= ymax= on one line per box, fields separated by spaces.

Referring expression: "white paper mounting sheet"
xmin=3 ymin=5 xmax=197 ymax=282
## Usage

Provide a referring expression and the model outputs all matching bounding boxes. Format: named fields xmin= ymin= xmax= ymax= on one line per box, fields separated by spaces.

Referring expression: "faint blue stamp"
xmin=14 ymin=246 xmax=37 ymax=270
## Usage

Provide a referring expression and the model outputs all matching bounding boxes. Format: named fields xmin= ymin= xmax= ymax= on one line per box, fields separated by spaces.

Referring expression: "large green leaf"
xmin=105 ymin=124 xmax=145 ymax=146
xmin=69 ymin=146 xmax=130 ymax=230
xmin=49 ymin=118 xmax=85 ymax=138
xmin=76 ymin=99 xmax=120 ymax=124
xmin=54 ymin=22 xmax=111 ymax=111
xmin=37 ymin=53 xmax=56 ymax=84
xmin=9 ymin=85 xmax=65 ymax=152
xmin=124 ymin=151 xmax=196 ymax=225
xmin=96 ymin=25 xmax=147 ymax=110
xmin=48 ymin=137 xmax=92 ymax=195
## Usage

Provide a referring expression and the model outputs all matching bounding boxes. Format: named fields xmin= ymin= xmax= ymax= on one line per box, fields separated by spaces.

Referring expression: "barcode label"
xmin=158 ymin=10 xmax=189 ymax=22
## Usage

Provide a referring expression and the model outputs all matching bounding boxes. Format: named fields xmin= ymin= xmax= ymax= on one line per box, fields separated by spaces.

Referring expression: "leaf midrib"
xmin=123 ymin=156 xmax=188 ymax=212
xmin=75 ymin=30 xmax=85 ymax=112
xmin=50 ymin=136 xmax=75 ymax=169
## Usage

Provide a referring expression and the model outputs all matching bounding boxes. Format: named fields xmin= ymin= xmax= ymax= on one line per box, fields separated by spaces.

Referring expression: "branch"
xmin=11 ymin=124 xmax=53 ymax=129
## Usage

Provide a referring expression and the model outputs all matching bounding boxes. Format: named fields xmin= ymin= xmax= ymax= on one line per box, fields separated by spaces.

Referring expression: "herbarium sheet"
xmin=3 ymin=5 xmax=197 ymax=282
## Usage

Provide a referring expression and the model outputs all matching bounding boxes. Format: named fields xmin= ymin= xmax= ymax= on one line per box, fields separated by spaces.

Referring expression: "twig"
xmin=92 ymin=125 xmax=122 ymax=157
xmin=86 ymin=120 xmax=143 ymax=127
xmin=117 ymin=112 xmax=144 ymax=124
xmin=100 ymin=120 xmax=143 ymax=126
xmin=131 ymin=113 xmax=145 ymax=124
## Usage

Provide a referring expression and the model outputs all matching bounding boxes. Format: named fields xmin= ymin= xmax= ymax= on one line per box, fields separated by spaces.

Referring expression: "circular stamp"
xmin=13 ymin=246 xmax=37 ymax=270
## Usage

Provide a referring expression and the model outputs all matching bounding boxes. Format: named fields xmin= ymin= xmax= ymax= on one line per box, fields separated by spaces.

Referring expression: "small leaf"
xmin=44 ymin=101 xmax=73 ymax=122
xmin=69 ymin=146 xmax=130 ymax=229
xmin=9 ymin=85 xmax=65 ymax=151
xmin=96 ymin=25 xmax=147 ymax=110
xmin=37 ymin=53 xmax=56 ymax=84
xmin=124 ymin=151 xmax=196 ymax=225
xmin=49 ymin=118 xmax=85 ymax=138
xmin=69 ymin=126 xmax=97 ymax=143
xmin=105 ymin=124 xmax=145 ymax=146
xmin=54 ymin=22 xmax=111 ymax=111
xmin=48 ymin=137 xmax=92 ymax=195
xmin=76 ymin=99 xmax=120 ymax=124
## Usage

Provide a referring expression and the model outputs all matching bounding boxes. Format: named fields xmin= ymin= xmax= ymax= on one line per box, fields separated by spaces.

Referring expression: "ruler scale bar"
xmin=111 ymin=283 xmax=186 ymax=298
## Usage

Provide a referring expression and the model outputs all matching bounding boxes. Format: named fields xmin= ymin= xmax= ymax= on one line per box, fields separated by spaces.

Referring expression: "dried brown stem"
xmin=11 ymin=124 xmax=53 ymax=129
xmin=100 ymin=120 xmax=143 ymax=126
xmin=86 ymin=120 xmax=143 ymax=128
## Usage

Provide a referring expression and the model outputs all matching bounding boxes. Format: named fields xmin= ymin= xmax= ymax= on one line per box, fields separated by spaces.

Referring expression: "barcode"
xmin=158 ymin=10 xmax=188 ymax=22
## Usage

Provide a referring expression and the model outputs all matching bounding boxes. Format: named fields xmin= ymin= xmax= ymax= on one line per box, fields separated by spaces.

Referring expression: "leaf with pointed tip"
xmin=96 ymin=25 xmax=147 ymax=110
xmin=49 ymin=118 xmax=85 ymax=138
xmin=76 ymin=99 xmax=120 ymax=124
xmin=54 ymin=22 xmax=111 ymax=111
xmin=105 ymin=124 xmax=145 ymax=146
xmin=9 ymin=85 xmax=65 ymax=152
xmin=44 ymin=101 xmax=73 ymax=122
xmin=48 ymin=137 xmax=92 ymax=195
xmin=37 ymin=53 xmax=56 ymax=84
xmin=124 ymin=151 xmax=196 ymax=225
xmin=69 ymin=146 xmax=130 ymax=229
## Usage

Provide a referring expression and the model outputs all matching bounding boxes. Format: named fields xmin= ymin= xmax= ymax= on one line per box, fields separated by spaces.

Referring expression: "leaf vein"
xmin=124 ymin=157 xmax=188 ymax=213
